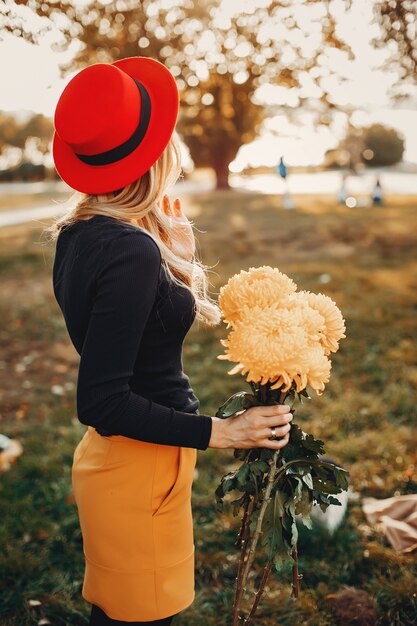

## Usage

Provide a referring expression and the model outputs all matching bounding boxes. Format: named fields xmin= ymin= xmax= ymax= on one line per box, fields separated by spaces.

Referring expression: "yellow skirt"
xmin=71 ymin=426 xmax=197 ymax=621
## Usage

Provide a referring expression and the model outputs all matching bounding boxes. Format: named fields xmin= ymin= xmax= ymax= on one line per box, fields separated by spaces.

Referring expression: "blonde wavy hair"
xmin=44 ymin=129 xmax=221 ymax=327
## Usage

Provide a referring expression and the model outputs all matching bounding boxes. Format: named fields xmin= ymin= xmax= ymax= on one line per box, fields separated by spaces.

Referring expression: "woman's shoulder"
xmin=61 ymin=214 xmax=161 ymax=258
xmin=56 ymin=215 xmax=163 ymax=283
xmin=103 ymin=218 xmax=161 ymax=260
xmin=88 ymin=217 xmax=163 ymax=280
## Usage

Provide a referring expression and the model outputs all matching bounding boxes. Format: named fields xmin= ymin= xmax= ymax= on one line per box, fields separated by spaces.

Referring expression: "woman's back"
xmin=52 ymin=214 xmax=212 ymax=450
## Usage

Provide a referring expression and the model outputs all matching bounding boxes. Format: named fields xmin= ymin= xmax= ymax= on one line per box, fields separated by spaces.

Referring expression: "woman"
xmin=48 ymin=56 xmax=293 ymax=626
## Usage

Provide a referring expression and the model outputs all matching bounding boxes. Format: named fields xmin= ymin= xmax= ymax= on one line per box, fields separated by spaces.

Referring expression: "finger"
xmin=264 ymin=413 xmax=293 ymax=427
xmin=162 ymin=195 xmax=172 ymax=216
xmin=257 ymin=404 xmax=292 ymax=416
xmin=244 ymin=408 xmax=292 ymax=430
xmin=260 ymin=423 xmax=291 ymax=439
xmin=173 ymin=198 xmax=182 ymax=217
xmin=249 ymin=410 xmax=292 ymax=428
xmin=261 ymin=432 xmax=290 ymax=449
xmin=162 ymin=195 xmax=168 ymax=214
xmin=173 ymin=199 xmax=190 ymax=224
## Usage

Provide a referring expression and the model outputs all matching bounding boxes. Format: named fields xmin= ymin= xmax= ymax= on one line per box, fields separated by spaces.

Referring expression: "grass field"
xmin=1 ymin=191 xmax=416 ymax=625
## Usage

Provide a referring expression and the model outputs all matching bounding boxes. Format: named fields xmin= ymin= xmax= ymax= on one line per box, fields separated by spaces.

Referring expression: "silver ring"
xmin=270 ymin=427 xmax=276 ymax=438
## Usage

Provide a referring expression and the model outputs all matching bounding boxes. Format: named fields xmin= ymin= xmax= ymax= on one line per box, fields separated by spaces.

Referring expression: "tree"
xmin=371 ymin=0 xmax=417 ymax=97
xmin=0 ymin=112 xmax=54 ymax=166
xmin=324 ymin=121 xmax=404 ymax=169
xmin=2 ymin=1 xmax=353 ymax=189
xmin=17 ymin=114 xmax=55 ymax=160
xmin=0 ymin=113 xmax=22 ymax=154
xmin=361 ymin=122 xmax=405 ymax=166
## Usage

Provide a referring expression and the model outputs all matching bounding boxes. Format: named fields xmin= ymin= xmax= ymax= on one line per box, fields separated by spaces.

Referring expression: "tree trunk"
xmin=213 ymin=159 xmax=231 ymax=190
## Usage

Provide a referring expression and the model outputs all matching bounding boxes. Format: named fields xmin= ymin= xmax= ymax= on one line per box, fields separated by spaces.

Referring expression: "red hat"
xmin=52 ymin=56 xmax=179 ymax=194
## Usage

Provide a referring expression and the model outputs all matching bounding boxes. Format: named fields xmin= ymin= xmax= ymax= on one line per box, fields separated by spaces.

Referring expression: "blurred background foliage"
xmin=0 ymin=0 xmax=416 ymax=187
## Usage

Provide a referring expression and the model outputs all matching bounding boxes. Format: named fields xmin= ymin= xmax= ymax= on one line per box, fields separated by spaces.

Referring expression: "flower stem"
xmin=235 ymin=495 xmax=250 ymax=548
xmin=291 ymin=548 xmax=301 ymax=598
xmin=238 ymin=448 xmax=279 ymax=593
xmin=243 ymin=558 xmax=274 ymax=626
xmin=232 ymin=495 xmax=255 ymax=626
xmin=232 ymin=387 xmax=288 ymax=624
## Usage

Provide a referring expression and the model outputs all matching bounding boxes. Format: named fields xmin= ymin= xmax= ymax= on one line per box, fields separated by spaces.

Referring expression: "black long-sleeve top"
xmin=52 ymin=214 xmax=213 ymax=450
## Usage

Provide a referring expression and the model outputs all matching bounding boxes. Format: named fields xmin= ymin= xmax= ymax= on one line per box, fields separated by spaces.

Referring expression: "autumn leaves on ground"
xmin=1 ymin=192 xmax=416 ymax=626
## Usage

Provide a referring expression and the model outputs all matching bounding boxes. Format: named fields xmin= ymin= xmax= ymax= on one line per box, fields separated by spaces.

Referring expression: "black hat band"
xmin=74 ymin=78 xmax=151 ymax=166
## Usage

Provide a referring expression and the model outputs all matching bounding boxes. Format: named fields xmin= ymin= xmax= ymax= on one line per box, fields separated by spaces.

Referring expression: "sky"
xmin=1 ymin=0 xmax=416 ymax=168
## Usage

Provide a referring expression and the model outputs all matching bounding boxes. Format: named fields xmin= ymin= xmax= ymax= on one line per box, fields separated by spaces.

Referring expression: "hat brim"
xmin=52 ymin=57 xmax=179 ymax=194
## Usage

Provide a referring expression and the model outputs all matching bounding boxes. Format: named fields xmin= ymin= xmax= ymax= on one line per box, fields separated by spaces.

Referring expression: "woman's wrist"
xmin=208 ymin=416 xmax=227 ymax=449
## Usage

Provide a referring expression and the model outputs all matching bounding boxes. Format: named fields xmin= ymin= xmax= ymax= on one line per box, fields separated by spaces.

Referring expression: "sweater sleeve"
xmin=76 ymin=229 xmax=213 ymax=451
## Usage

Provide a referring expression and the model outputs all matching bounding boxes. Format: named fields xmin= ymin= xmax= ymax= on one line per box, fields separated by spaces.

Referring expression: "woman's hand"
xmin=208 ymin=404 xmax=293 ymax=450
xmin=161 ymin=194 xmax=196 ymax=261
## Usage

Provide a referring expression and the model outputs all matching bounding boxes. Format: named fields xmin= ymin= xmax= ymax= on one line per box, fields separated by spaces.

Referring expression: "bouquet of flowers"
xmin=213 ymin=266 xmax=349 ymax=626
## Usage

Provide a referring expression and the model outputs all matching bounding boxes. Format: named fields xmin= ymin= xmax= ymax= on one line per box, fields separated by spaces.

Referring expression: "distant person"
xmin=372 ymin=177 xmax=383 ymax=206
xmin=277 ymin=156 xmax=287 ymax=180
xmin=337 ymin=172 xmax=348 ymax=205
xmin=277 ymin=156 xmax=294 ymax=208
xmin=283 ymin=190 xmax=295 ymax=210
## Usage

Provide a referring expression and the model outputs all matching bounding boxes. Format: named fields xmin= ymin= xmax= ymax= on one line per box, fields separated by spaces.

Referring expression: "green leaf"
xmin=289 ymin=475 xmax=304 ymax=500
xmin=283 ymin=498 xmax=296 ymax=518
xmin=312 ymin=477 xmax=343 ymax=495
xmin=233 ymin=448 xmax=250 ymax=461
xmin=260 ymin=488 xmax=297 ymax=565
xmin=294 ymin=488 xmax=312 ymax=517
xmin=214 ymin=470 xmax=238 ymax=508
xmin=230 ymin=495 xmax=245 ymax=517
xmin=313 ymin=463 xmax=328 ymax=480
xmin=273 ymin=541 xmax=294 ymax=570
xmin=313 ymin=491 xmax=342 ymax=512
xmin=327 ymin=495 xmax=342 ymax=506
xmin=249 ymin=460 xmax=270 ymax=477
xmin=291 ymin=514 xmax=298 ymax=547
xmin=243 ymin=393 xmax=260 ymax=409
xmin=215 ymin=391 xmax=254 ymax=418
xmin=299 ymin=514 xmax=313 ymax=529
xmin=332 ymin=466 xmax=350 ymax=490
xmin=260 ymin=499 xmax=273 ymax=548
xmin=301 ymin=433 xmax=326 ymax=455
xmin=288 ymin=464 xmax=311 ymax=476
xmin=215 ymin=498 xmax=223 ymax=512
xmin=280 ymin=424 xmax=313 ymax=462
xmin=260 ymin=447 xmax=275 ymax=463
xmin=302 ymin=473 xmax=314 ymax=490
xmin=262 ymin=493 xmax=284 ymax=559
xmin=214 ymin=483 xmax=224 ymax=500
xmin=236 ymin=463 xmax=250 ymax=488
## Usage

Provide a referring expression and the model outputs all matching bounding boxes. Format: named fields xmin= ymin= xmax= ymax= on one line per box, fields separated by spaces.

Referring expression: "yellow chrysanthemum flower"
xmin=218 ymin=305 xmax=311 ymax=389
xmin=285 ymin=294 xmax=326 ymax=343
xmin=302 ymin=345 xmax=332 ymax=396
xmin=217 ymin=266 xmax=346 ymax=396
xmin=268 ymin=344 xmax=331 ymax=396
xmin=298 ymin=291 xmax=346 ymax=354
xmin=218 ymin=266 xmax=297 ymax=326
